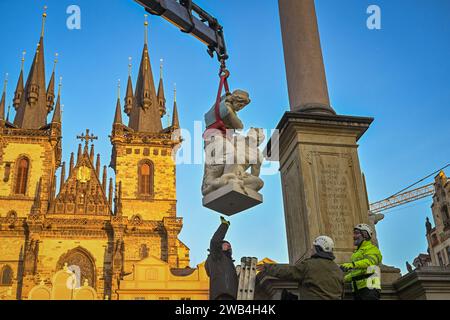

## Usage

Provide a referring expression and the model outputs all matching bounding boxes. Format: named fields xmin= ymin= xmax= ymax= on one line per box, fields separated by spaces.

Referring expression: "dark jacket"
xmin=265 ymin=253 xmax=344 ymax=300
xmin=205 ymin=223 xmax=239 ymax=300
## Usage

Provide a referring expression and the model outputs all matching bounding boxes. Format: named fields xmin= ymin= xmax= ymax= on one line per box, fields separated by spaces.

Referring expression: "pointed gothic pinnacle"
xmin=60 ymin=161 xmax=66 ymax=188
xmin=108 ymin=178 xmax=113 ymax=208
xmin=47 ymin=54 xmax=58 ymax=112
xmin=157 ymin=59 xmax=166 ymax=118
xmin=0 ymin=74 xmax=8 ymax=121
xmin=124 ymin=63 xmax=134 ymax=117
xmin=69 ymin=152 xmax=74 ymax=175
xmin=14 ymin=52 xmax=25 ymax=109
xmin=96 ymin=154 xmax=101 ymax=175
xmin=160 ymin=59 xmax=163 ymax=80
xmin=174 ymin=83 xmax=177 ymax=103
xmin=21 ymin=51 xmax=26 ymax=71
xmin=51 ymin=77 xmax=62 ymax=123
xmin=53 ymin=53 xmax=58 ymax=72
xmin=172 ymin=96 xmax=179 ymax=129
xmin=58 ymin=76 xmax=62 ymax=95
xmin=77 ymin=144 xmax=82 ymax=162
xmin=1 ymin=73 xmax=8 ymax=95
xmin=27 ymin=42 xmax=41 ymax=102
xmin=114 ymin=79 xmax=123 ymax=125
xmin=128 ymin=57 xmax=132 ymax=77
xmin=144 ymin=14 xmax=149 ymax=45
xmin=41 ymin=6 xmax=48 ymax=38
xmin=90 ymin=144 xmax=95 ymax=163
xmin=171 ymin=83 xmax=179 ymax=128
xmin=102 ymin=165 xmax=107 ymax=191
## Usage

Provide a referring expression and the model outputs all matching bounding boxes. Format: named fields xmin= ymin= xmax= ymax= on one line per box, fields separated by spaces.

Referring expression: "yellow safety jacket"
xmin=344 ymin=240 xmax=382 ymax=291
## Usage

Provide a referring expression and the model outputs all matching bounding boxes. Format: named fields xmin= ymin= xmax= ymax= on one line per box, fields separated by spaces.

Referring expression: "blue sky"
xmin=0 ymin=0 xmax=449 ymax=275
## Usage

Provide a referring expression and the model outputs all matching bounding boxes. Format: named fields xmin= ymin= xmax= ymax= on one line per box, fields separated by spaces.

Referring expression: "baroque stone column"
xmin=275 ymin=0 xmax=373 ymax=264
xmin=278 ymin=0 xmax=334 ymax=115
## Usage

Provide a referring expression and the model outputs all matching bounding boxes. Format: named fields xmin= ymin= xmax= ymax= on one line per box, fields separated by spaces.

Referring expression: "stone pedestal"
xmin=277 ymin=112 xmax=373 ymax=264
xmin=256 ymin=265 xmax=402 ymax=300
xmin=394 ymin=266 xmax=450 ymax=300
xmin=202 ymin=182 xmax=263 ymax=216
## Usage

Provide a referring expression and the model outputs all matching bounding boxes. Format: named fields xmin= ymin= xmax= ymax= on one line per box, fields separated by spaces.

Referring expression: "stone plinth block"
xmin=274 ymin=112 xmax=374 ymax=264
xmin=202 ymin=182 xmax=263 ymax=216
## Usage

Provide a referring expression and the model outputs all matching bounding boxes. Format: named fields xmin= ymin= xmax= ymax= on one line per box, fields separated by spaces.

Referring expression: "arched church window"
xmin=15 ymin=157 xmax=29 ymax=195
xmin=138 ymin=161 xmax=154 ymax=196
xmin=56 ymin=248 xmax=96 ymax=289
xmin=1 ymin=265 xmax=13 ymax=285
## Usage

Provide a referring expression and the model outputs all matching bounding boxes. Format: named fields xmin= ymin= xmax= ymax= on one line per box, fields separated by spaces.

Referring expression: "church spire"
xmin=41 ymin=6 xmax=48 ymax=38
xmin=13 ymin=9 xmax=50 ymax=129
xmin=124 ymin=57 xmax=134 ymax=116
xmin=0 ymin=74 xmax=7 ymax=122
xmin=157 ymin=58 xmax=166 ymax=118
xmin=13 ymin=51 xmax=25 ymax=110
xmin=69 ymin=152 xmax=74 ymax=176
xmin=144 ymin=14 xmax=149 ymax=45
xmin=46 ymin=53 xmax=58 ymax=113
xmin=51 ymin=77 xmax=62 ymax=124
xmin=114 ymin=80 xmax=123 ymax=125
xmin=172 ymin=83 xmax=179 ymax=129
xmin=128 ymin=15 xmax=162 ymax=133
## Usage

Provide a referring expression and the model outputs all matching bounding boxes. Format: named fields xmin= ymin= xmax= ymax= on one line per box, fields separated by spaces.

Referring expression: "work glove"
xmin=220 ymin=216 xmax=230 ymax=226
xmin=340 ymin=262 xmax=355 ymax=272
xmin=344 ymin=273 xmax=353 ymax=283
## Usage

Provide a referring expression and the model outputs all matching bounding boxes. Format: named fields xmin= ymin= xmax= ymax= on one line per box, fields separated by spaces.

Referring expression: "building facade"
xmin=424 ymin=171 xmax=450 ymax=267
xmin=0 ymin=13 xmax=205 ymax=300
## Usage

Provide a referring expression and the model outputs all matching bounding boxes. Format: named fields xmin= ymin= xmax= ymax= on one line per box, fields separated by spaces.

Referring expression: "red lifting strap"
xmin=203 ymin=69 xmax=230 ymax=139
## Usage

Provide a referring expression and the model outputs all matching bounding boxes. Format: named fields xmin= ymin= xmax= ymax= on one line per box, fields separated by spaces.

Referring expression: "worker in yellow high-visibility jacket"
xmin=341 ymin=224 xmax=382 ymax=300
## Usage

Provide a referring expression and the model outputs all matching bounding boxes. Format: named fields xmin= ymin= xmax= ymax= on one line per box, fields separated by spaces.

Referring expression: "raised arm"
xmin=209 ymin=217 xmax=230 ymax=257
xmin=264 ymin=263 xmax=306 ymax=282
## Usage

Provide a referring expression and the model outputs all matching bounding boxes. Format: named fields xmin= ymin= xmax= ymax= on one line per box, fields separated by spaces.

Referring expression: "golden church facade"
xmin=0 ymin=13 xmax=208 ymax=300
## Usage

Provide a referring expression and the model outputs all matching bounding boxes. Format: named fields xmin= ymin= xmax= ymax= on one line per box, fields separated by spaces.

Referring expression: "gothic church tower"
xmin=110 ymin=16 xmax=189 ymax=270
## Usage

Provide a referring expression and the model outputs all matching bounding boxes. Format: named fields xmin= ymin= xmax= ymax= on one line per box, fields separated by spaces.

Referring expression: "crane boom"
xmin=369 ymin=183 xmax=435 ymax=213
xmin=134 ymin=0 xmax=228 ymax=62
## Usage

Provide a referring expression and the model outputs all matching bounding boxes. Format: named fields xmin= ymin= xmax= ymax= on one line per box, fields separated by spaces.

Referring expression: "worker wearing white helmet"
xmin=257 ymin=235 xmax=344 ymax=300
xmin=313 ymin=235 xmax=335 ymax=253
xmin=341 ymin=223 xmax=383 ymax=300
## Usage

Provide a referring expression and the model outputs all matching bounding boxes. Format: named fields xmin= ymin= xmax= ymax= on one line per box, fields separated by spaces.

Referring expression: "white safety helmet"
xmin=313 ymin=235 xmax=335 ymax=253
xmin=354 ymin=224 xmax=373 ymax=239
